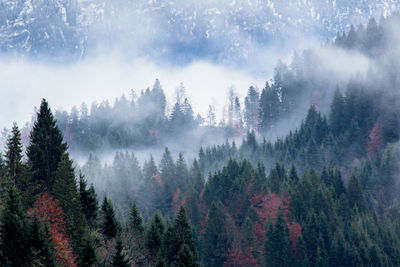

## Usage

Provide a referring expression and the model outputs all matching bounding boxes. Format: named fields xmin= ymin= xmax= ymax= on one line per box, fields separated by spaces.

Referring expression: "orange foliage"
xmin=29 ymin=193 xmax=77 ymax=267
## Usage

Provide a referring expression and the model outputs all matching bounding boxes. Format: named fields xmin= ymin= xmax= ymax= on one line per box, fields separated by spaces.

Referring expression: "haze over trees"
xmin=1 ymin=13 xmax=400 ymax=267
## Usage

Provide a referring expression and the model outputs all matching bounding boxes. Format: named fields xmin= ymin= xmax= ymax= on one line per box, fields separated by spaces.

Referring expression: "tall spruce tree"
xmin=0 ymin=185 xmax=29 ymax=266
xmin=5 ymin=122 xmax=22 ymax=183
xmin=27 ymin=99 xmax=67 ymax=191
xmin=125 ymin=201 xmax=147 ymax=266
xmin=79 ymin=172 xmax=98 ymax=228
xmin=79 ymin=232 xmax=98 ymax=267
xmin=112 ymin=238 xmax=130 ymax=267
xmin=264 ymin=208 xmax=294 ymax=267
xmin=177 ymin=244 xmax=197 ymax=267
xmin=202 ymin=202 xmax=231 ymax=267
xmin=101 ymin=196 xmax=120 ymax=240
xmin=163 ymin=206 xmax=198 ymax=266
xmin=28 ymin=215 xmax=56 ymax=267
xmin=52 ymin=153 xmax=87 ymax=253
xmin=145 ymin=212 xmax=165 ymax=261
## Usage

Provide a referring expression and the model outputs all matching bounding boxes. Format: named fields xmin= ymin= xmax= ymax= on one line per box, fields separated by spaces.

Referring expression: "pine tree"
xmin=101 ymin=196 xmax=120 ymax=240
xmin=112 ymin=238 xmax=130 ymax=267
xmin=203 ymin=202 xmax=231 ymax=267
xmin=347 ymin=174 xmax=366 ymax=212
xmin=173 ymin=207 xmax=198 ymax=264
xmin=244 ymin=86 xmax=260 ymax=130
xmin=330 ymin=88 xmax=346 ymax=136
xmin=0 ymin=185 xmax=29 ymax=266
xmin=177 ymin=244 xmax=198 ymax=267
xmin=145 ymin=212 xmax=165 ymax=260
xmin=28 ymin=215 xmax=56 ymax=267
xmin=27 ymin=99 xmax=67 ymax=192
xmin=125 ymin=201 xmax=147 ymax=266
xmin=79 ymin=172 xmax=98 ymax=228
xmin=79 ymin=232 xmax=97 ymax=267
xmin=264 ymin=208 xmax=293 ymax=267
xmin=5 ymin=122 xmax=22 ymax=183
xmin=52 ymin=153 xmax=87 ymax=252
xmin=128 ymin=201 xmax=144 ymax=234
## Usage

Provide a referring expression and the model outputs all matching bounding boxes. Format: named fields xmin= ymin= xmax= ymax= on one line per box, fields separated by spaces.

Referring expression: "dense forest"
xmin=1 ymin=14 xmax=400 ymax=267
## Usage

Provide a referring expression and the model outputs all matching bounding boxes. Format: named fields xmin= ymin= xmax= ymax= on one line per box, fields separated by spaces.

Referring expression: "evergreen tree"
xmin=259 ymin=83 xmax=281 ymax=132
xmin=347 ymin=174 xmax=366 ymax=212
xmin=173 ymin=207 xmax=198 ymax=264
xmin=145 ymin=211 xmax=165 ymax=260
xmin=0 ymin=185 xmax=29 ymax=267
xmin=27 ymin=99 xmax=67 ymax=191
xmin=202 ymin=202 xmax=231 ymax=267
xmin=52 ymin=153 xmax=87 ymax=252
xmin=330 ymin=88 xmax=346 ymax=135
xmin=125 ymin=201 xmax=147 ymax=266
xmin=28 ymin=215 xmax=56 ymax=267
xmin=112 ymin=238 xmax=130 ymax=267
xmin=79 ymin=172 xmax=98 ymax=228
xmin=79 ymin=232 xmax=98 ymax=267
xmin=5 ymin=122 xmax=22 ymax=183
xmin=101 ymin=196 xmax=120 ymax=240
xmin=128 ymin=201 xmax=144 ymax=234
xmin=177 ymin=244 xmax=198 ymax=267
xmin=264 ymin=208 xmax=293 ymax=267
xmin=244 ymin=86 xmax=260 ymax=130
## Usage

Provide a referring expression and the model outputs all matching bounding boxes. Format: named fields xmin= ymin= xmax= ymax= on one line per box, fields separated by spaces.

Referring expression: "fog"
xmin=0 ymin=55 xmax=266 ymax=129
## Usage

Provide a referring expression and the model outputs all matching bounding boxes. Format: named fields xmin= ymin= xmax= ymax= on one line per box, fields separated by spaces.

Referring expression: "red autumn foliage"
xmin=253 ymin=221 xmax=265 ymax=244
xmin=250 ymin=192 xmax=285 ymax=224
xmin=171 ymin=188 xmax=187 ymax=215
xmin=152 ymin=173 xmax=164 ymax=188
xmin=29 ymin=193 xmax=77 ymax=267
xmin=224 ymin=246 xmax=260 ymax=267
xmin=250 ymin=191 xmax=301 ymax=250
xmin=288 ymin=222 xmax=302 ymax=250
xmin=28 ymin=192 xmax=67 ymax=235
xmin=367 ymin=121 xmax=383 ymax=157
xmin=172 ymin=188 xmax=182 ymax=214
xmin=51 ymin=228 xmax=77 ymax=267
xmin=199 ymin=188 xmax=205 ymax=201
xmin=199 ymin=213 xmax=209 ymax=235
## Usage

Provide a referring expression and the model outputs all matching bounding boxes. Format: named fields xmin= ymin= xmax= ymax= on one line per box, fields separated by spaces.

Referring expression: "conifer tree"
xmin=112 ymin=238 xmax=130 ymax=267
xmin=145 ymin=212 xmax=165 ymax=260
xmin=128 ymin=201 xmax=144 ymax=234
xmin=330 ymin=88 xmax=346 ymax=135
xmin=203 ymin=202 xmax=231 ymax=267
xmin=347 ymin=174 xmax=366 ymax=212
xmin=27 ymin=99 xmax=67 ymax=191
xmin=52 ymin=153 xmax=87 ymax=252
xmin=28 ymin=215 xmax=56 ymax=267
xmin=0 ymin=185 xmax=29 ymax=266
xmin=125 ymin=201 xmax=147 ymax=266
xmin=79 ymin=172 xmax=98 ymax=228
xmin=101 ymin=196 xmax=120 ymax=240
xmin=264 ymin=208 xmax=293 ymax=267
xmin=177 ymin=244 xmax=198 ymax=267
xmin=79 ymin=233 xmax=98 ymax=267
xmin=164 ymin=206 xmax=198 ymax=265
xmin=5 ymin=122 xmax=22 ymax=183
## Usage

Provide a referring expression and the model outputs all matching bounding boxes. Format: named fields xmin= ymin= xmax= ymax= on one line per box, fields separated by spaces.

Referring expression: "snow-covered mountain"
xmin=0 ymin=0 xmax=398 ymax=62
